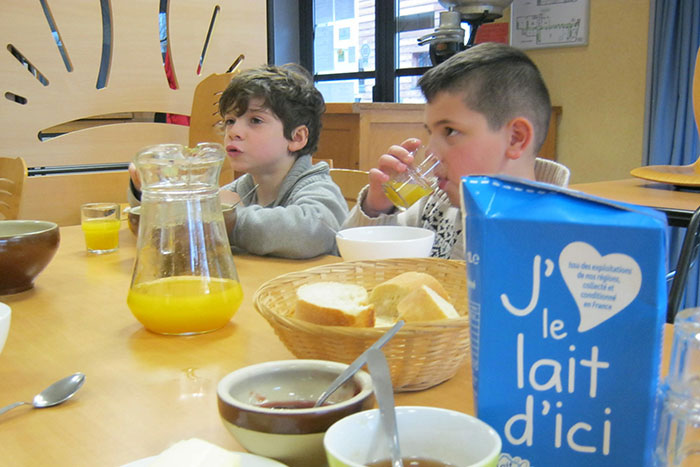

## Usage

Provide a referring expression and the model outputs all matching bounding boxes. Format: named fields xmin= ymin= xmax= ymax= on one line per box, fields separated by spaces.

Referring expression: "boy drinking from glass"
xmin=343 ymin=42 xmax=554 ymax=259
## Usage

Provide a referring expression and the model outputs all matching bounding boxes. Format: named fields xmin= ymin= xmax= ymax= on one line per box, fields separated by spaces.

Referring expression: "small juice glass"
xmin=81 ymin=203 xmax=120 ymax=254
xmin=383 ymin=147 xmax=441 ymax=210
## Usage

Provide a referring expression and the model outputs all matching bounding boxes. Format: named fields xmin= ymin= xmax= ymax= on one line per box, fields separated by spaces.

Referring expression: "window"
xmin=301 ymin=0 xmax=459 ymax=103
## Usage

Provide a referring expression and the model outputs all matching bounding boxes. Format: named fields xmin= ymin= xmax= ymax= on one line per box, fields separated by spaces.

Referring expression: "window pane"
xmin=317 ymin=78 xmax=375 ymax=103
xmin=397 ymin=76 xmax=426 ymax=103
xmin=313 ymin=0 xmax=375 ymax=74
xmin=396 ymin=0 xmax=443 ymax=70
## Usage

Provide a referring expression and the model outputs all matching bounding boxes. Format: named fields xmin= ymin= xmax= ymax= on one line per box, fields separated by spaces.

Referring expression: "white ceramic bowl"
xmin=336 ymin=226 xmax=435 ymax=261
xmin=324 ymin=406 xmax=502 ymax=467
xmin=0 ymin=302 xmax=11 ymax=354
xmin=217 ymin=359 xmax=374 ymax=467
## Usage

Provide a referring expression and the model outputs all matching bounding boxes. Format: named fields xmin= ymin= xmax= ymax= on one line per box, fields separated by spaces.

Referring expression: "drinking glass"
xmin=81 ymin=202 xmax=120 ymax=254
xmin=655 ymin=307 xmax=700 ymax=466
xmin=383 ymin=146 xmax=441 ymax=210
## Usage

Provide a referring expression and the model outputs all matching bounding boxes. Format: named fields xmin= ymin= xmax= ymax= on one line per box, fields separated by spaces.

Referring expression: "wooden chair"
xmin=535 ymin=157 xmax=570 ymax=187
xmin=665 ymin=46 xmax=700 ymax=323
xmin=188 ymin=69 xmax=241 ymax=148
xmin=312 ymin=158 xmax=334 ymax=168
xmin=0 ymin=156 xmax=27 ymax=220
xmin=188 ymin=66 xmax=244 ymax=186
xmin=329 ymin=168 xmax=368 ymax=209
xmin=667 ymin=206 xmax=700 ymax=323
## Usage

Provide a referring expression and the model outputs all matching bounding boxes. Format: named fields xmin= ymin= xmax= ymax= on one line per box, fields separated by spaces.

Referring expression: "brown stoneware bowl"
xmin=217 ymin=359 xmax=374 ymax=467
xmin=126 ymin=203 xmax=236 ymax=236
xmin=0 ymin=220 xmax=60 ymax=295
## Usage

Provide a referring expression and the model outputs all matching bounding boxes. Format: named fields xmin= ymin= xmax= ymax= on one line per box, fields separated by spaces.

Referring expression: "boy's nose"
xmin=225 ymin=122 xmax=243 ymax=140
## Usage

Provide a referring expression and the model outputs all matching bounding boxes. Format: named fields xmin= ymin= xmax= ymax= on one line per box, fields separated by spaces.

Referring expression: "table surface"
xmin=571 ymin=178 xmax=700 ymax=216
xmin=0 ymin=224 xmax=474 ymax=466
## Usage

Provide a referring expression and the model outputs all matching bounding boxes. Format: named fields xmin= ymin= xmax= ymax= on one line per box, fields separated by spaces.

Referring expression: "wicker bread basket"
xmin=253 ymin=258 xmax=469 ymax=391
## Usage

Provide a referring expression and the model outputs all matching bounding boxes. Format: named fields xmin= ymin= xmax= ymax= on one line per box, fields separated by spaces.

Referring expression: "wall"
xmin=501 ymin=1 xmax=650 ymax=183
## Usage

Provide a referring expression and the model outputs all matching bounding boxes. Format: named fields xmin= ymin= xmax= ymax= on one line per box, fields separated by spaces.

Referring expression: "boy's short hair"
xmin=418 ymin=42 xmax=551 ymax=154
xmin=219 ymin=64 xmax=325 ymax=157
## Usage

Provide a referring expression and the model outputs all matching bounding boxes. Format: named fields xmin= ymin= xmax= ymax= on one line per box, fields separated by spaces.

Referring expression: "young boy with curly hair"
xmin=216 ymin=64 xmax=347 ymax=258
xmin=129 ymin=64 xmax=348 ymax=259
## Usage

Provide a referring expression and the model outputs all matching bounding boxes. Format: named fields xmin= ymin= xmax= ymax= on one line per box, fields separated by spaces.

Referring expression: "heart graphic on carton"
xmin=559 ymin=241 xmax=641 ymax=332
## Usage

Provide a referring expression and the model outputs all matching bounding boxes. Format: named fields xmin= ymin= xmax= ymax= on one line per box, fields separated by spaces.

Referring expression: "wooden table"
xmin=0 ymin=224 xmax=473 ymax=466
xmin=572 ymin=178 xmax=700 ymax=227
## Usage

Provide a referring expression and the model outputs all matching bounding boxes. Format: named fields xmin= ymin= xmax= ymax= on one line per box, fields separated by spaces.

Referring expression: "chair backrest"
xmin=535 ymin=157 xmax=571 ymax=187
xmin=329 ymin=168 xmax=368 ymax=209
xmin=188 ymin=69 xmax=242 ymax=186
xmin=312 ymin=158 xmax=334 ymax=168
xmin=188 ymin=70 xmax=239 ymax=148
xmin=0 ymin=156 xmax=27 ymax=220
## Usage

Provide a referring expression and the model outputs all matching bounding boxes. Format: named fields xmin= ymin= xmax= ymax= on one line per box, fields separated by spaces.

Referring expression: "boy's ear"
xmin=288 ymin=125 xmax=309 ymax=153
xmin=504 ymin=117 xmax=534 ymax=160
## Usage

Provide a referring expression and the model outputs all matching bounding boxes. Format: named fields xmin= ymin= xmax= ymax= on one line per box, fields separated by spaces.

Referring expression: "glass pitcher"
xmin=127 ymin=143 xmax=242 ymax=335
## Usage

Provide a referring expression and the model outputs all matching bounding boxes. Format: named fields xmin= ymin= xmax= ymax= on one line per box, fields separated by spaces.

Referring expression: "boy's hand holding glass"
xmin=382 ymin=145 xmax=440 ymax=210
xmin=364 ymin=139 xmax=438 ymax=215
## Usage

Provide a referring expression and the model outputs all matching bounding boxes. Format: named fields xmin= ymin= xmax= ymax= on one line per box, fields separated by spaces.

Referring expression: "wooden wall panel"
xmin=316 ymin=113 xmax=360 ymax=170
xmin=0 ymin=0 xmax=266 ymax=225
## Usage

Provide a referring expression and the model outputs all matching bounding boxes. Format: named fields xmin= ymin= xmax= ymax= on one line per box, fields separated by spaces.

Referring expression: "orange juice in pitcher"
xmin=127 ymin=276 xmax=243 ymax=335
xmin=127 ymin=143 xmax=241 ymax=335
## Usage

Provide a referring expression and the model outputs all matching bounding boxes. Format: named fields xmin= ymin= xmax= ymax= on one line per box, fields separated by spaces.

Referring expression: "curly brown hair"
xmin=219 ymin=64 xmax=326 ymax=157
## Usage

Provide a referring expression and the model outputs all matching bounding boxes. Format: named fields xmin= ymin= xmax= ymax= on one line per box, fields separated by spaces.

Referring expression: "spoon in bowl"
xmin=314 ymin=320 xmax=404 ymax=408
xmin=231 ymin=183 xmax=259 ymax=209
xmin=367 ymin=347 xmax=403 ymax=467
xmin=0 ymin=372 xmax=86 ymax=416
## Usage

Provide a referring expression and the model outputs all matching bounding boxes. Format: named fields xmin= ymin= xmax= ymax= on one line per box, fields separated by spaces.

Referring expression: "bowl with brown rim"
xmin=0 ymin=220 xmax=60 ymax=295
xmin=217 ymin=359 xmax=374 ymax=467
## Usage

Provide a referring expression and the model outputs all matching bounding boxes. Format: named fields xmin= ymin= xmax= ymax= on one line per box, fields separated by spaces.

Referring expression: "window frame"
xmin=299 ymin=0 xmax=431 ymax=102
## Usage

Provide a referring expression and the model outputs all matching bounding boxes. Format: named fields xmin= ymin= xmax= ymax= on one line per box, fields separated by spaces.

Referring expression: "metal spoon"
xmin=230 ymin=183 xmax=259 ymax=209
xmin=0 ymin=372 xmax=86 ymax=416
xmin=366 ymin=348 xmax=403 ymax=467
xmin=314 ymin=320 xmax=404 ymax=407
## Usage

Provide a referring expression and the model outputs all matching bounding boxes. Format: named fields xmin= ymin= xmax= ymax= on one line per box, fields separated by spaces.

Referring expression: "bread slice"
xmin=295 ymin=282 xmax=375 ymax=327
xmin=150 ymin=438 xmax=241 ymax=466
xmin=368 ymin=272 xmax=450 ymax=325
xmin=397 ymin=285 xmax=460 ymax=322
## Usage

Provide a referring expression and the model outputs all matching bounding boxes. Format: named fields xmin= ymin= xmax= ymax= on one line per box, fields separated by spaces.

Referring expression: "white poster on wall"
xmin=509 ymin=0 xmax=590 ymax=50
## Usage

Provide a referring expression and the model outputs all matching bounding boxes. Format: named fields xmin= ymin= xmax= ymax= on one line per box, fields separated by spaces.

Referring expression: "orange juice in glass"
xmin=81 ymin=203 xmax=120 ymax=254
xmin=127 ymin=276 xmax=243 ymax=335
xmin=383 ymin=147 xmax=441 ymax=210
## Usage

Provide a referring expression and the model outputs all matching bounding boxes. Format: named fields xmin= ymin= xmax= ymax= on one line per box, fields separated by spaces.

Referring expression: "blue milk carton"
xmin=461 ymin=176 xmax=667 ymax=466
